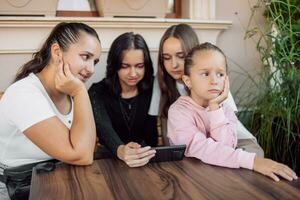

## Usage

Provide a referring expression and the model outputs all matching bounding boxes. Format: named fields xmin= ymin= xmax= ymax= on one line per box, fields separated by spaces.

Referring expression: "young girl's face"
xmin=162 ymin=37 xmax=185 ymax=80
xmin=63 ymin=32 xmax=101 ymax=82
xmin=118 ymin=49 xmax=145 ymax=89
xmin=183 ymin=50 xmax=227 ymax=107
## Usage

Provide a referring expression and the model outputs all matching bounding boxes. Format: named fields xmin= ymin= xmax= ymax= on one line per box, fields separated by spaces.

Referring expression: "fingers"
xmin=259 ymin=159 xmax=298 ymax=182
xmin=282 ymin=165 xmax=298 ymax=180
xmin=57 ymin=59 xmax=64 ymax=76
xmin=267 ymin=172 xmax=280 ymax=182
xmin=53 ymin=59 xmax=86 ymax=96
xmin=285 ymin=166 xmax=298 ymax=179
xmin=273 ymin=164 xmax=298 ymax=181
xmin=127 ymin=142 xmax=141 ymax=149
xmin=220 ymin=75 xmax=229 ymax=98
xmin=125 ymin=153 xmax=156 ymax=167
xmin=124 ymin=145 xmax=153 ymax=156
xmin=125 ymin=148 xmax=156 ymax=161
xmin=55 ymin=60 xmax=64 ymax=89
xmin=63 ymin=61 xmax=73 ymax=78
xmin=208 ymin=76 xmax=229 ymax=109
xmin=223 ymin=75 xmax=230 ymax=94
xmin=121 ymin=143 xmax=157 ymax=168
xmin=56 ymin=59 xmax=72 ymax=79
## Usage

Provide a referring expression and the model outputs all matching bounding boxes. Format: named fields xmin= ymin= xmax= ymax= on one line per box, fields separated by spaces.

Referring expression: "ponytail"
xmin=14 ymin=22 xmax=100 ymax=82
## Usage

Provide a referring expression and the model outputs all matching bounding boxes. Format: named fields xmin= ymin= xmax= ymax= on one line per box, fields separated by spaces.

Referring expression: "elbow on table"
xmin=64 ymin=151 xmax=94 ymax=166
xmin=75 ymin=155 xmax=94 ymax=165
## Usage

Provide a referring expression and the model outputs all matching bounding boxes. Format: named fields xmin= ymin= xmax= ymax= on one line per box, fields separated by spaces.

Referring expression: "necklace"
xmin=120 ymin=97 xmax=134 ymax=110
xmin=119 ymin=96 xmax=138 ymax=132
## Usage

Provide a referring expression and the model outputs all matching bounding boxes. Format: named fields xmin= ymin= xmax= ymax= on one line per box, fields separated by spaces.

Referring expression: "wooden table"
xmin=29 ymin=158 xmax=300 ymax=200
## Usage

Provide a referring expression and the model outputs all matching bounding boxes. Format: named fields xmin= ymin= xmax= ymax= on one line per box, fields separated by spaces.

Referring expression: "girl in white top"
xmin=0 ymin=22 xmax=101 ymax=199
xmin=149 ymin=23 xmax=264 ymax=156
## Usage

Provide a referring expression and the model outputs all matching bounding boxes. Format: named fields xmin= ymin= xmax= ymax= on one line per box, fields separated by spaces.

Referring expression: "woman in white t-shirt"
xmin=0 ymin=22 xmax=101 ymax=199
xmin=149 ymin=23 xmax=264 ymax=157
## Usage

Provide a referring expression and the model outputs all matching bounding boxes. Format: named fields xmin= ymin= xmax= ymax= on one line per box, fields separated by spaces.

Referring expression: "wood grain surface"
xmin=29 ymin=158 xmax=300 ymax=200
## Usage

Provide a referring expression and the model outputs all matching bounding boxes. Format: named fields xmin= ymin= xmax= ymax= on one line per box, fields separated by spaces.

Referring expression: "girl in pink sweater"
xmin=167 ymin=42 xmax=297 ymax=182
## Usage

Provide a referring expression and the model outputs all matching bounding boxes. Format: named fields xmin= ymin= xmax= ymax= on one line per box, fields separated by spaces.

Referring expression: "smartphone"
xmin=149 ymin=145 xmax=186 ymax=163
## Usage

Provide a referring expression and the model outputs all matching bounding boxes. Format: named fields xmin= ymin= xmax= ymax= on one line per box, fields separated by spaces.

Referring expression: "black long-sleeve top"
xmin=88 ymin=79 xmax=158 ymax=156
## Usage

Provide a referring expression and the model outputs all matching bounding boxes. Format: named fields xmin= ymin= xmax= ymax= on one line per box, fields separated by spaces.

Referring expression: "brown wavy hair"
xmin=157 ymin=23 xmax=199 ymax=117
xmin=14 ymin=22 xmax=100 ymax=82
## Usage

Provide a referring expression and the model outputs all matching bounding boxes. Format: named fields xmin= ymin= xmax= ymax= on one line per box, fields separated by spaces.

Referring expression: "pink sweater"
xmin=167 ymin=96 xmax=256 ymax=170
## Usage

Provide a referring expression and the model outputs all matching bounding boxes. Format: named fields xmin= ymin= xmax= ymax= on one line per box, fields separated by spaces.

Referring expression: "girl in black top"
xmin=89 ymin=32 xmax=158 ymax=167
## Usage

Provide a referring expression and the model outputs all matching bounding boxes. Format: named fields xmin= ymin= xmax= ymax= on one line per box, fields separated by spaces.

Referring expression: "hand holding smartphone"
xmin=149 ymin=145 xmax=186 ymax=163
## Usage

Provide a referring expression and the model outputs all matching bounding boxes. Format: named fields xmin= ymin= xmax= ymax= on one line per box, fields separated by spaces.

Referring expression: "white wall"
xmin=0 ymin=17 xmax=230 ymax=92
xmin=0 ymin=1 xmax=266 ymax=108
xmin=216 ymin=0 xmax=266 ymax=105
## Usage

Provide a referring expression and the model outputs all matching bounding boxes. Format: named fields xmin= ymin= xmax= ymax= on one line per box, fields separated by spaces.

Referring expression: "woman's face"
xmin=62 ymin=32 xmax=101 ymax=82
xmin=162 ymin=37 xmax=185 ymax=80
xmin=118 ymin=49 xmax=145 ymax=89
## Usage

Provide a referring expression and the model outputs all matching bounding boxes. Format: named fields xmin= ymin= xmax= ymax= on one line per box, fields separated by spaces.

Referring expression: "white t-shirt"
xmin=0 ymin=73 xmax=73 ymax=167
xmin=148 ymin=76 xmax=254 ymax=139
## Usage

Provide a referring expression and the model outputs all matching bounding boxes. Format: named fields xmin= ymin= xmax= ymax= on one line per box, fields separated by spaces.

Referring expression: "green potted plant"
xmin=242 ymin=0 xmax=300 ymax=173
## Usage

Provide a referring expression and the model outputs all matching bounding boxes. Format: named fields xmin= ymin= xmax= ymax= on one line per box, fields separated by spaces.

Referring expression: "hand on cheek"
xmin=208 ymin=75 xmax=229 ymax=111
xmin=54 ymin=59 xmax=85 ymax=97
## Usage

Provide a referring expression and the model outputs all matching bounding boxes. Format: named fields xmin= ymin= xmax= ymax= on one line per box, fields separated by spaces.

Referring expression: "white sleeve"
xmin=2 ymin=87 xmax=55 ymax=132
xmin=223 ymin=92 xmax=255 ymax=139
xmin=148 ymin=76 xmax=161 ymax=116
xmin=224 ymin=92 xmax=238 ymax=112
xmin=236 ymin=120 xmax=255 ymax=139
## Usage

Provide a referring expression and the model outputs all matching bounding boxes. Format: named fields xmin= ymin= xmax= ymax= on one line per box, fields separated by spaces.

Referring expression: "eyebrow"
xmin=196 ymin=67 xmax=226 ymax=71
xmin=162 ymin=51 xmax=184 ymax=55
xmin=82 ymin=51 xmax=94 ymax=56
xmin=121 ymin=62 xmax=144 ymax=66
xmin=82 ymin=51 xmax=100 ymax=64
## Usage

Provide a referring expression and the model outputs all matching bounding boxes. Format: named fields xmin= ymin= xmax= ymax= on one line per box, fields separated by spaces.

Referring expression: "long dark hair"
xmin=14 ymin=22 xmax=100 ymax=82
xmin=157 ymin=23 xmax=199 ymax=117
xmin=105 ymin=32 xmax=154 ymax=97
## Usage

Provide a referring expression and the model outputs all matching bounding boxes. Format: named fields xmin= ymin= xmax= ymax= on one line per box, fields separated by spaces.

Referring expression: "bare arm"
xmin=24 ymin=62 xmax=96 ymax=165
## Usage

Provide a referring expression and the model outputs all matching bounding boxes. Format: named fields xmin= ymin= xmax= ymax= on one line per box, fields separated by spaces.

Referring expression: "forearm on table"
xmin=69 ymin=89 xmax=96 ymax=163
